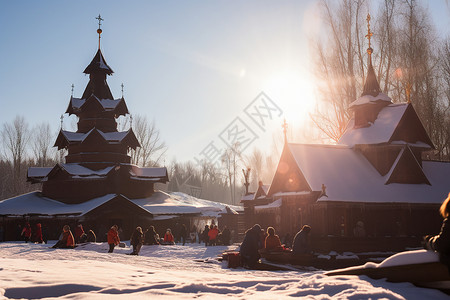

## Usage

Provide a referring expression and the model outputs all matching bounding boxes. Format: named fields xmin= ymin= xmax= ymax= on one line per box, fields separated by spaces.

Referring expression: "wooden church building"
xmin=244 ymin=19 xmax=450 ymax=252
xmin=0 ymin=19 xmax=231 ymax=242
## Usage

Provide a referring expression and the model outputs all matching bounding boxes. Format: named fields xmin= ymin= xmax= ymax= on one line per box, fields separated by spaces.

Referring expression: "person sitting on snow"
xmin=52 ymin=225 xmax=75 ymax=249
xmin=424 ymin=193 xmax=450 ymax=265
xmin=264 ymin=227 xmax=283 ymax=252
xmin=292 ymin=225 xmax=312 ymax=255
xmin=161 ymin=228 xmax=175 ymax=245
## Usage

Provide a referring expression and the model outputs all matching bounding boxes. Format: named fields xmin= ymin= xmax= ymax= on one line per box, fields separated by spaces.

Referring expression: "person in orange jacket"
xmin=162 ymin=228 xmax=175 ymax=245
xmin=264 ymin=227 xmax=283 ymax=251
xmin=52 ymin=225 xmax=75 ymax=249
xmin=208 ymin=225 xmax=219 ymax=246
xmin=107 ymin=225 xmax=120 ymax=253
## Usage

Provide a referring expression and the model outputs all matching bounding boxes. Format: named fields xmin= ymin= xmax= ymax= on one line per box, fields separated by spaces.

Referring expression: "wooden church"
xmin=244 ymin=17 xmax=450 ymax=252
xmin=0 ymin=18 xmax=171 ymax=240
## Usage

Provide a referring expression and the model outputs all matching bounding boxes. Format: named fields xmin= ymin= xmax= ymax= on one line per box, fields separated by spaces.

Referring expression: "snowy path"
xmin=0 ymin=242 xmax=448 ymax=299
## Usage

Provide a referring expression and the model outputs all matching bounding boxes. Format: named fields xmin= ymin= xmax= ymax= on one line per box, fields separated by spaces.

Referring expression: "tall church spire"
xmin=361 ymin=13 xmax=381 ymax=97
xmin=82 ymin=15 xmax=114 ymax=100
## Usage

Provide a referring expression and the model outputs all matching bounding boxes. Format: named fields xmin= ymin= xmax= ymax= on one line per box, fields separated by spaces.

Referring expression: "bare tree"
xmin=31 ymin=122 xmax=54 ymax=167
xmin=130 ymin=115 xmax=167 ymax=167
xmin=310 ymin=0 xmax=369 ymax=141
xmin=1 ymin=116 xmax=30 ymax=194
xmin=221 ymin=142 xmax=242 ymax=205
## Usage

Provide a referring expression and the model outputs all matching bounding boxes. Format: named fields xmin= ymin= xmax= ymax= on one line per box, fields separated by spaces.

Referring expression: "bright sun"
xmin=262 ymin=69 xmax=317 ymax=124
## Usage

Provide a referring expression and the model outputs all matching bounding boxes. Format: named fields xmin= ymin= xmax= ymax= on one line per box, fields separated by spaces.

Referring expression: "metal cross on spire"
xmin=71 ymin=84 xmax=74 ymax=97
xmin=365 ymin=13 xmax=374 ymax=57
xmin=96 ymin=14 xmax=104 ymax=49
xmin=60 ymin=114 xmax=64 ymax=130
xmin=121 ymin=83 xmax=124 ymax=98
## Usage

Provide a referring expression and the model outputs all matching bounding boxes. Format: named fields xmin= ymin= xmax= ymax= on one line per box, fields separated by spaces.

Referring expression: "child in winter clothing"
xmin=107 ymin=225 xmax=120 ymax=253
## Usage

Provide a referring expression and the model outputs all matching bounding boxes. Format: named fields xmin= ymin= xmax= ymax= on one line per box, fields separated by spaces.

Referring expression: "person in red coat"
xmin=21 ymin=223 xmax=32 ymax=243
xmin=34 ymin=223 xmax=43 ymax=244
xmin=162 ymin=229 xmax=175 ymax=245
xmin=52 ymin=225 xmax=75 ymax=248
xmin=107 ymin=225 xmax=120 ymax=253
xmin=208 ymin=225 xmax=219 ymax=246
xmin=264 ymin=227 xmax=283 ymax=251
xmin=74 ymin=224 xmax=85 ymax=244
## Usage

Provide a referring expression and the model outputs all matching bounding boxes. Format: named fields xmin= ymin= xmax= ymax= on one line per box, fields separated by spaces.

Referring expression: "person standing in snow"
xmin=425 ymin=193 xmax=450 ymax=265
xmin=21 ymin=223 xmax=32 ymax=243
xmin=202 ymin=225 xmax=210 ymax=246
xmin=34 ymin=223 xmax=43 ymax=244
xmin=208 ymin=225 xmax=219 ymax=246
xmin=130 ymin=226 xmax=144 ymax=255
xmin=107 ymin=225 xmax=120 ymax=253
xmin=52 ymin=225 xmax=75 ymax=248
xmin=219 ymin=226 xmax=231 ymax=245
xmin=292 ymin=225 xmax=312 ymax=255
xmin=240 ymin=224 xmax=262 ymax=268
xmin=180 ymin=224 xmax=187 ymax=245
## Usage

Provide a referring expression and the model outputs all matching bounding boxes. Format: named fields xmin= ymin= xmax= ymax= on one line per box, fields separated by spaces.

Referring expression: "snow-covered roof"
xmin=0 ymin=193 xmax=119 ymax=216
xmin=28 ymin=164 xmax=115 ymax=180
xmin=69 ymin=95 xmax=123 ymax=111
xmin=339 ymin=104 xmax=408 ymax=147
xmin=28 ymin=167 xmax=53 ymax=178
xmin=132 ymin=191 xmax=243 ymax=217
xmin=254 ymin=199 xmax=282 ymax=212
xmin=349 ymin=92 xmax=392 ymax=108
xmin=59 ymin=129 xmax=131 ymax=143
xmin=0 ymin=190 xmax=243 ymax=218
xmin=130 ymin=166 xmax=167 ymax=178
xmin=287 ymin=143 xmax=450 ymax=204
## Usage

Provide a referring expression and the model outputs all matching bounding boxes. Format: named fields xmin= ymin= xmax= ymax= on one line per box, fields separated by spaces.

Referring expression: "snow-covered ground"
xmin=0 ymin=242 xmax=448 ymax=299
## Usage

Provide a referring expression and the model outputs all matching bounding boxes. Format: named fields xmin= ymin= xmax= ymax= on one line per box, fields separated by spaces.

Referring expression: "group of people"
xmin=19 ymin=222 xmax=46 ymax=244
xmin=239 ymin=224 xmax=312 ymax=268
xmin=52 ymin=223 xmax=97 ymax=249
xmin=200 ymin=224 xmax=231 ymax=246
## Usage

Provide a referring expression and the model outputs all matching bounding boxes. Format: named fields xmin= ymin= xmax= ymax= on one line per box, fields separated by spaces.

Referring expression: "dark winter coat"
xmin=240 ymin=224 xmax=262 ymax=267
xmin=292 ymin=229 xmax=310 ymax=254
xmin=426 ymin=218 xmax=450 ymax=267
xmin=130 ymin=229 xmax=144 ymax=247
xmin=144 ymin=229 xmax=160 ymax=245
xmin=221 ymin=227 xmax=231 ymax=245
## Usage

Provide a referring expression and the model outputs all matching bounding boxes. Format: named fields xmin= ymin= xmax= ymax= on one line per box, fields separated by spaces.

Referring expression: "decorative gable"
xmin=267 ymin=144 xmax=311 ymax=196
xmin=385 ymin=145 xmax=430 ymax=185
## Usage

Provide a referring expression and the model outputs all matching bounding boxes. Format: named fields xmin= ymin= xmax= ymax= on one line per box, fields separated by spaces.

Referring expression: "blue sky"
xmin=0 ymin=1 xmax=448 ymax=164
